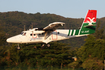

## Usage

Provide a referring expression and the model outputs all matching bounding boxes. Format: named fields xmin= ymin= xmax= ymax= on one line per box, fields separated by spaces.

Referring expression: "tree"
xmin=68 ymin=61 xmax=79 ymax=70
xmin=94 ymin=19 xmax=105 ymax=39
xmin=82 ymin=58 xmax=103 ymax=70
xmin=77 ymin=35 xmax=105 ymax=69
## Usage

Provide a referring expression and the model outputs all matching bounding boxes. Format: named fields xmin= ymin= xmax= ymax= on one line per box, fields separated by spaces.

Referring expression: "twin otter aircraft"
xmin=6 ymin=10 xmax=97 ymax=49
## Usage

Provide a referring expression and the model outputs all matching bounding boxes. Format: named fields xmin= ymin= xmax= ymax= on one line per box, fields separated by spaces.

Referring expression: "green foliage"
xmin=68 ymin=61 xmax=79 ymax=68
xmin=77 ymin=35 xmax=105 ymax=61
xmin=82 ymin=58 xmax=103 ymax=70
xmin=94 ymin=19 xmax=105 ymax=39
xmin=76 ymin=35 xmax=105 ymax=69
xmin=0 ymin=42 xmax=74 ymax=69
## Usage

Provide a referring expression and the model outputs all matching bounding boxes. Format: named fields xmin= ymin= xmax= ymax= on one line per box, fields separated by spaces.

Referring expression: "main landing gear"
xmin=16 ymin=43 xmax=50 ymax=50
xmin=41 ymin=44 xmax=50 ymax=48
xmin=17 ymin=44 xmax=20 ymax=50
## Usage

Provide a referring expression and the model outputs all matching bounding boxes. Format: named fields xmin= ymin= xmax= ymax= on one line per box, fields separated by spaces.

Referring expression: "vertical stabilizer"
xmin=78 ymin=10 xmax=97 ymax=35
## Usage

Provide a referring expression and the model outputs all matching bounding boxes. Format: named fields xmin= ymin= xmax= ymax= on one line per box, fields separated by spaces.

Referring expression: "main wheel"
xmin=47 ymin=44 xmax=50 ymax=47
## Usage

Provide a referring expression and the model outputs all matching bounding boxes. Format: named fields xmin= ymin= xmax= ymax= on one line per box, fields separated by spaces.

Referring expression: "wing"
xmin=43 ymin=22 xmax=65 ymax=40
xmin=43 ymin=22 xmax=65 ymax=31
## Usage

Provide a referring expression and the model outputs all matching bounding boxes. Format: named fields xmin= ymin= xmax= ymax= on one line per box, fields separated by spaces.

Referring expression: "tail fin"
xmin=78 ymin=10 xmax=97 ymax=35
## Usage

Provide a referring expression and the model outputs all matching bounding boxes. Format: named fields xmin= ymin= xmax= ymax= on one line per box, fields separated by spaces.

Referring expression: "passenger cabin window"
xmin=30 ymin=34 xmax=36 ymax=36
xmin=30 ymin=34 xmax=32 ymax=36
xmin=38 ymin=33 xmax=45 ymax=37
xmin=35 ymin=28 xmax=39 ymax=31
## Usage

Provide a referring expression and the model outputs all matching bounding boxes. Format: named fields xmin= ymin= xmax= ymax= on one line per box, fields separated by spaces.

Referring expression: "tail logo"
xmin=86 ymin=17 xmax=95 ymax=25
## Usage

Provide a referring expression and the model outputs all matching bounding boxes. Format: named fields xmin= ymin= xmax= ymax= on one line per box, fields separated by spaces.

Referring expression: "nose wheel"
xmin=17 ymin=44 xmax=20 ymax=50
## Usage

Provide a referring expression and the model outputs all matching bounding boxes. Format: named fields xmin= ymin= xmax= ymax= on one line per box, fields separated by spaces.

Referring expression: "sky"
xmin=0 ymin=0 xmax=105 ymax=18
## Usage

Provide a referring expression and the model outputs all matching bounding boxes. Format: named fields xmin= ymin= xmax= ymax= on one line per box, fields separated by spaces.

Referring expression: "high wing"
xmin=42 ymin=22 xmax=65 ymax=41
xmin=43 ymin=22 xmax=65 ymax=31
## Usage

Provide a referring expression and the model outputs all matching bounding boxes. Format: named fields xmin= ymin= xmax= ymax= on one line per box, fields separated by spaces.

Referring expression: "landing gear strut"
xmin=41 ymin=44 xmax=45 ymax=48
xmin=17 ymin=44 xmax=20 ymax=50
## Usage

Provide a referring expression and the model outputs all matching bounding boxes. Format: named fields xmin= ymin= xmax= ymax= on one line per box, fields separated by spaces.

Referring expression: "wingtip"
xmin=61 ymin=23 xmax=65 ymax=26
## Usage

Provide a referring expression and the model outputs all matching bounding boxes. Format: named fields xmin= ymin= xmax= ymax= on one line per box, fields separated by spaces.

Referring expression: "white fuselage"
xmin=7 ymin=28 xmax=79 ymax=44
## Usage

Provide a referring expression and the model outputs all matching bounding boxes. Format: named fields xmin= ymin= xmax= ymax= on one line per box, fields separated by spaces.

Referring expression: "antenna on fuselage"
xmin=24 ymin=25 xmax=26 ymax=31
xmin=31 ymin=23 xmax=33 ymax=29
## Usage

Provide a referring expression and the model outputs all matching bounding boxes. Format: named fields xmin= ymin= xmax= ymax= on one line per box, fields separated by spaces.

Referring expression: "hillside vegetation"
xmin=0 ymin=12 xmax=88 ymax=47
xmin=0 ymin=11 xmax=105 ymax=70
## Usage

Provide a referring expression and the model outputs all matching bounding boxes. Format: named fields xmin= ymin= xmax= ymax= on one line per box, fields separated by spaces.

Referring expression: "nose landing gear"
xmin=17 ymin=44 xmax=20 ymax=50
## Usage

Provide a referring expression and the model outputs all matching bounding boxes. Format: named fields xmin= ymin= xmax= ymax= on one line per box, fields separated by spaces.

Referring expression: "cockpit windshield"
xmin=21 ymin=32 xmax=26 ymax=36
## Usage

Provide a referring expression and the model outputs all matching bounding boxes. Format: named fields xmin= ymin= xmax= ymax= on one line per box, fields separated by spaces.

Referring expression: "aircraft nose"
xmin=6 ymin=38 xmax=14 ymax=43
xmin=6 ymin=39 xmax=9 ymax=42
xmin=6 ymin=35 xmax=22 ymax=43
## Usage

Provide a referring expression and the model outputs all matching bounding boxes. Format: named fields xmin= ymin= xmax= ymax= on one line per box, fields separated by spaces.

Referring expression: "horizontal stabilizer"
xmin=84 ymin=25 xmax=96 ymax=28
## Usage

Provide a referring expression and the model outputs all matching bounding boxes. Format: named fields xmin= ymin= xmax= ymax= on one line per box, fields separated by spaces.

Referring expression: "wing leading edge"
xmin=43 ymin=22 xmax=65 ymax=31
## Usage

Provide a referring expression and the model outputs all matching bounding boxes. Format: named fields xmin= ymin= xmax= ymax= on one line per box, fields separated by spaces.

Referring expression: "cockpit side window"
xmin=21 ymin=32 xmax=26 ymax=36
xmin=24 ymin=33 xmax=26 ymax=35
xmin=21 ymin=32 xmax=24 ymax=35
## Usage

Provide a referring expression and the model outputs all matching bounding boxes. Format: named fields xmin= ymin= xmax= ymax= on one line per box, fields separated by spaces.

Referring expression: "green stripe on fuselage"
xmin=68 ymin=30 xmax=70 ymax=36
xmin=71 ymin=30 xmax=74 ymax=36
xmin=75 ymin=30 xmax=79 ymax=35
xmin=68 ymin=29 xmax=79 ymax=36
